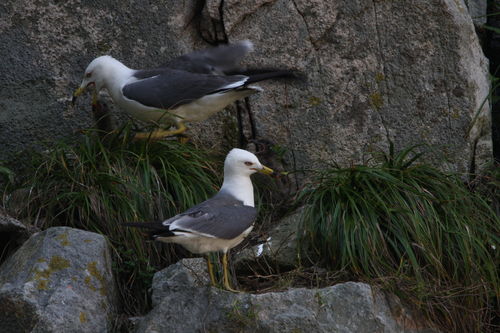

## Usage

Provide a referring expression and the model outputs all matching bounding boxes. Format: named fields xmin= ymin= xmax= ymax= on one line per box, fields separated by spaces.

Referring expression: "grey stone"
xmin=235 ymin=208 xmax=303 ymax=268
xmin=0 ymin=0 xmax=491 ymax=179
xmin=151 ymin=258 xmax=210 ymax=307
xmin=466 ymin=0 xmax=487 ymax=26
xmin=0 ymin=210 xmax=27 ymax=234
xmin=225 ymin=0 xmax=491 ymax=174
xmin=0 ymin=227 xmax=118 ymax=332
xmin=135 ymin=263 xmax=439 ymax=333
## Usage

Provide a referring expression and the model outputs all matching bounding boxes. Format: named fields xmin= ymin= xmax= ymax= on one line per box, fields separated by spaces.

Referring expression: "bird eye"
xmin=85 ymin=72 xmax=92 ymax=78
xmin=244 ymin=161 xmax=253 ymax=166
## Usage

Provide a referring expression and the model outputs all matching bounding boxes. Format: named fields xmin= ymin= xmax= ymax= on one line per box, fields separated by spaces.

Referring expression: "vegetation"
xmin=0 ymin=164 xmax=14 ymax=184
xmin=297 ymin=144 xmax=499 ymax=332
xmin=2 ymin=124 xmax=499 ymax=332
xmin=2 ymin=126 xmax=220 ymax=314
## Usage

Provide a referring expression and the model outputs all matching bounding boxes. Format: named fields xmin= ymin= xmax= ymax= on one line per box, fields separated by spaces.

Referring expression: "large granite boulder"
xmin=0 ymin=0 xmax=491 ymax=177
xmin=134 ymin=258 xmax=439 ymax=333
xmin=0 ymin=227 xmax=118 ymax=332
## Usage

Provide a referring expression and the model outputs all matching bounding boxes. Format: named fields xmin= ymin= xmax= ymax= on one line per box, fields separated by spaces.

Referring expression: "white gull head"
xmin=78 ymin=55 xmax=133 ymax=93
xmin=219 ymin=148 xmax=269 ymax=207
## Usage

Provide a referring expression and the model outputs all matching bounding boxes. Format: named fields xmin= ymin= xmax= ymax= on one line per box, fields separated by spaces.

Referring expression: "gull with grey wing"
xmin=73 ymin=41 xmax=296 ymax=140
xmin=124 ymin=148 xmax=274 ymax=291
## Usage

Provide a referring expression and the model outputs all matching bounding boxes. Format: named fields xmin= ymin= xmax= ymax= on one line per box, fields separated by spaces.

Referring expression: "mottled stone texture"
xmin=466 ymin=0 xmax=487 ymax=26
xmin=0 ymin=0 xmax=491 ymax=176
xmin=0 ymin=210 xmax=30 ymax=267
xmin=0 ymin=227 xmax=118 ymax=332
xmin=234 ymin=208 xmax=303 ymax=268
xmin=134 ymin=258 xmax=439 ymax=333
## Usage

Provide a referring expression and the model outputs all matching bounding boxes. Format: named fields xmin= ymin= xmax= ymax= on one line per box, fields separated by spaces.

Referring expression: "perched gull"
xmin=73 ymin=40 xmax=295 ymax=140
xmin=124 ymin=148 xmax=273 ymax=291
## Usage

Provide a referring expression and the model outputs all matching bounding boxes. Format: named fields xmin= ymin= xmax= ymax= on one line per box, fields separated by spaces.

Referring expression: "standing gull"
xmin=124 ymin=148 xmax=273 ymax=291
xmin=73 ymin=41 xmax=295 ymax=140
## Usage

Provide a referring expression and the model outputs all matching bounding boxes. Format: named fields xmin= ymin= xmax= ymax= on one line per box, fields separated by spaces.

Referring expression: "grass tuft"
xmin=3 ymin=125 xmax=220 ymax=314
xmin=297 ymin=143 xmax=499 ymax=332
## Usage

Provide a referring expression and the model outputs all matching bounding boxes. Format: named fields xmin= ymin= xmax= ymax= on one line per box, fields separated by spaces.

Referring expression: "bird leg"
xmin=133 ymin=122 xmax=187 ymax=140
xmin=206 ymin=255 xmax=216 ymax=287
xmin=222 ymin=252 xmax=240 ymax=292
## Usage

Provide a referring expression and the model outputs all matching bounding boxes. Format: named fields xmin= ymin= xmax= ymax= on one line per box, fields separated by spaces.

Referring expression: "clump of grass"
xmin=0 ymin=164 xmax=14 ymax=184
xmin=298 ymin=144 xmax=499 ymax=332
xmin=3 ymin=125 xmax=220 ymax=314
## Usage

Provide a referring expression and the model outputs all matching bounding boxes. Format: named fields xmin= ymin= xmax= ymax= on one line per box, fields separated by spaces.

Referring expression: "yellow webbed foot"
xmin=133 ymin=122 xmax=187 ymax=141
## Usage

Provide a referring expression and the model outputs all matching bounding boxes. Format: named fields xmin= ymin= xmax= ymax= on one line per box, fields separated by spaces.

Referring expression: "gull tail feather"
xmin=122 ymin=222 xmax=174 ymax=239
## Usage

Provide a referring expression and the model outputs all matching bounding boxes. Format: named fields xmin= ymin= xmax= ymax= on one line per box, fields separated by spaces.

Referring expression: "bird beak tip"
xmin=71 ymin=87 xmax=86 ymax=106
xmin=257 ymin=165 xmax=274 ymax=176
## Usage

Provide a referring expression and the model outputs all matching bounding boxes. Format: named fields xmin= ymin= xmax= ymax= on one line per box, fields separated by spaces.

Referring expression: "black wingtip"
xmin=241 ymin=69 xmax=306 ymax=84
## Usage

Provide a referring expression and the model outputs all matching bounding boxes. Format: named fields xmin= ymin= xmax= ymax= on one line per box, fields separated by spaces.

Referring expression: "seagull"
xmin=73 ymin=40 xmax=296 ymax=140
xmin=123 ymin=148 xmax=273 ymax=291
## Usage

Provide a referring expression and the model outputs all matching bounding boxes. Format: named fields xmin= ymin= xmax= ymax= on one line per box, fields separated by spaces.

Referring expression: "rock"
xmin=0 ymin=210 xmax=27 ymax=234
xmin=466 ymin=0 xmax=487 ymax=27
xmin=0 ymin=210 xmax=31 ymax=266
xmin=0 ymin=227 xmax=118 ymax=332
xmin=0 ymin=0 xmax=491 ymax=179
xmin=225 ymin=0 xmax=491 ymax=174
xmin=235 ymin=208 xmax=303 ymax=268
xmin=151 ymin=258 xmax=210 ymax=306
xmin=135 ymin=261 xmax=439 ymax=332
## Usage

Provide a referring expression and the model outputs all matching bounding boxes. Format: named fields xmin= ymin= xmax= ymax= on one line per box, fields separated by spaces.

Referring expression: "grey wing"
xmin=164 ymin=40 xmax=253 ymax=74
xmin=167 ymin=204 xmax=257 ymax=240
xmin=122 ymin=69 xmax=248 ymax=109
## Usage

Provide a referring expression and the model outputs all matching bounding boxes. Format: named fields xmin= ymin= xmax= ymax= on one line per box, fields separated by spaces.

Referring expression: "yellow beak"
xmin=73 ymin=87 xmax=86 ymax=97
xmin=257 ymin=165 xmax=274 ymax=175
xmin=71 ymin=86 xmax=98 ymax=106
xmin=71 ymin=87 xmax=86 ymax=106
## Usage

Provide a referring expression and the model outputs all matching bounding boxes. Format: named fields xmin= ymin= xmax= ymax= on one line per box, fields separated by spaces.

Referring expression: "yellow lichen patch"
xmin=375 ymin=72 xmax=385 ymax=83
xmin=85 ymin=261 xmax=106 ymax=296
xmin=37 ymin=279 xmax=49 ymax=290
xmin=79 ymin=312 xmax=88 ymax=323
xmin=369 ymin=92 xmax=384 ymax=110
xmin=83 ymin=239 xmax=93 ymax=243
xmin=308 ymin=96 xmax=321 ymax=106
xmin=84 ymin=276 xmax=96 ymax=292
xmin=451 ymin=109 xmax=461 ymax=119
xmin=33 ymin=256 xmax=70 ymax=290
xmin=56 ymin=233 xmax=71 ymax=246
xmin=49 ymin=256 xmax=70 ymax=270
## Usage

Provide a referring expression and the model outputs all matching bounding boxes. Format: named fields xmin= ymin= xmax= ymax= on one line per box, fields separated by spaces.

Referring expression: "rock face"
xmin=0 ymin=0 xmax=490 ymax=176
xmin=235 ymin=208 xmax=303 ymax=268
xmin=0 ymin=210 xmax=27 ymax=235
xmin=0 ymin=227 xmax=118 ymax=332
xmin=466 ymin=0 xmax=487 ymax=27
xmin=0 ymin=210 xmax=31 ymax=267
xmin=134 ymin=258 xmax=438 ymax=333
